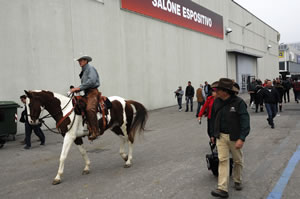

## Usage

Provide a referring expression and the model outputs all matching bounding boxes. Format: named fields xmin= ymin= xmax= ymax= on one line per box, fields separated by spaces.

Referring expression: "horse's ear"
xmin=24 ymin=90 xmax=32 ymax=98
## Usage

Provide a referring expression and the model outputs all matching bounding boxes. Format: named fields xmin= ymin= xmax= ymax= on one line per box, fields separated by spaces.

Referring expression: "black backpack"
xmin=206 ymin=142 xmax=233 ymax=177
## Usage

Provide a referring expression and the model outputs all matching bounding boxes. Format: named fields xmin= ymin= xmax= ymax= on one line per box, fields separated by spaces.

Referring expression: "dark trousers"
xmin=196 ymin=101 xmax=204 ymax=116
xmin=177 ymin=97 xmax=182 ymax=109
xmin=255 ymin=103 xmax=264 ymax=112
xmin=186 ymin=97 xmax=193 ymax=111
xmin=25 ymin=123 xmax=45 ymax=147
xmin=293 ymin=90 xmax=300 ymax=102
xmin=250 ymin=93 xmax=255 ymax=105
xmin=265 ymin=103 xmax=277 ymax=125
xmin=283 ymin=90 xmax=290 ymax=103
xmin=207 ymin=118 xmax=211 ymax=138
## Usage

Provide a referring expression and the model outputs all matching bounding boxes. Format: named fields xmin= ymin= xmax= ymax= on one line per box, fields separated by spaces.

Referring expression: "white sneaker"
xmin=179 ymin=109 xmax=182 ymax=112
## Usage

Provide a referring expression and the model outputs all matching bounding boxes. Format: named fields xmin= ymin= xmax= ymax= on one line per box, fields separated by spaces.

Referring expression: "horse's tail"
xmin=126 ymin=100 xmax=148 ymax=139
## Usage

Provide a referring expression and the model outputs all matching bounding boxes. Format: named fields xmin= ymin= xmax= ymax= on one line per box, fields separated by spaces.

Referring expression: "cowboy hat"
xmin=75 ymin=55 xmax=92 ymax=62
xmin=211 ymin=78 xmax=239 ymax=93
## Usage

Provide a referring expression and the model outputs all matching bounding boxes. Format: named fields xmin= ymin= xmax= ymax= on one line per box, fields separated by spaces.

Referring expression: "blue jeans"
xmin=177 ymin=97 xmax=182 ymax=109
xmin=186 ymin=97 xmax=193 ymax=111
xmin=265 ymin=103 xmax=277 ymax=125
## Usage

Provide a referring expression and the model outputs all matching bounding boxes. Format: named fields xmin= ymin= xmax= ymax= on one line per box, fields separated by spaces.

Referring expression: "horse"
xmin=24 ymin=90 xmax=148 ymax=185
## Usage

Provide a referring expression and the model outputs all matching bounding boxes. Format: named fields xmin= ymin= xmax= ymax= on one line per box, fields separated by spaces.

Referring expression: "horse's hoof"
xmin=82 ymin=170 xmax=90 ymax=175
xmin=52 ymin=179 xmax=61 ymax=185
xmin=123 ymin=155 xmax=128 ymax=162
xmin=124 ymin=164 xmax=131 ymax=168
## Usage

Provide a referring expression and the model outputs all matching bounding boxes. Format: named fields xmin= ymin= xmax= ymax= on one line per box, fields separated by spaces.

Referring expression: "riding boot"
xmin=85 ymin=89 xmax=100 ymax=140
xmin=88 ymin=125 xmax=100 ymax=140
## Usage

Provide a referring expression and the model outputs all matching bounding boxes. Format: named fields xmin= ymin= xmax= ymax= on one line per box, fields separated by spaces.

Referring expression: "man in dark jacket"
xmin=274 ymin=79 xmax=284 ymax=112
xmin=204 ymin=81 xmax=212 ymax=97
xmin=247 ymin=79 xmax=257 ymax=108
xmin=261 ymin=80 xmax=280 ymax=128
xmin=185 ymin=81 xmax=195 ymax=112
xmin=20 ymin=95 xmax=45 ymax=149
xmin=210 ymin=78 xmax=250 ymax=198
xmin=282 ymin=78 xmax=291 ymax=103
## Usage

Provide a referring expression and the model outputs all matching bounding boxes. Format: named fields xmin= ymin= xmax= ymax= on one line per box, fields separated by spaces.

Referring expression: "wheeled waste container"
xmin=0 ymin=101 xmax=20 ymax=148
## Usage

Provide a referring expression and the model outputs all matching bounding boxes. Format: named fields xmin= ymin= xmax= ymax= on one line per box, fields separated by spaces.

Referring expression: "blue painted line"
xmin=267 ymin=145 xmax=300 ymax=199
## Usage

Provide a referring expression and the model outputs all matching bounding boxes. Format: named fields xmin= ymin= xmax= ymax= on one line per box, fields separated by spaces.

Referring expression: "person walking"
xmin=174 ymin=86 xmax=184 ymax=111
xmin=20 ymin=95 xmax=45 ymax=149
xmin=292 ymin=78 xmax=300 ymax=103
xmin=261 ymin=80 xmax=280 ymax=129
xmin=274 ymin=79 xmax=284 ymax=112
xmin=282 ymin=78 xmax=291 ymax=103
xmin=204 ymin=81 xmax=212 ymax=97
xmin=247 ymin=78 xmax=257 ymax=108
xmin=196 ymin=84 xmax=205 ymax=117
xmin=209 ymin=78 xmax=250 ymax=198
xmin=185 ymin=81 xmax=195 ymax=112
xmin=70 ymin=55 xmax=101 ymax=140
xmin=198 ymin=88 xmax=216 ymax=139
xmin=254 ymin=82 xmax=264 ymax=113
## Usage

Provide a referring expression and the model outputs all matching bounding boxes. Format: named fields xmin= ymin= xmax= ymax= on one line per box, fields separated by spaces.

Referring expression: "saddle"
xmin=72 ymin=92 xmax=112 ymax=129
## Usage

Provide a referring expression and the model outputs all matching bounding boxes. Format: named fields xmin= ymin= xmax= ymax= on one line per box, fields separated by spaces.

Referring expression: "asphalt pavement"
xmin=0 ymin=95 xmax=300 ymax=199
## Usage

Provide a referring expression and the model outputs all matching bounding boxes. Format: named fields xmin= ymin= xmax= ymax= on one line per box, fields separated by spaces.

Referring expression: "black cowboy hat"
xmin=76 ymin=55 xmax=92 ymax=62
xmin=211 ymin=78 xmax=239 ymax=93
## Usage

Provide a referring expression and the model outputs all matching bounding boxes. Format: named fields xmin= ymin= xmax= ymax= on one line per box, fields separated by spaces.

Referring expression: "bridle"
xmin=29 ymin=94 xmax=77 ymax=134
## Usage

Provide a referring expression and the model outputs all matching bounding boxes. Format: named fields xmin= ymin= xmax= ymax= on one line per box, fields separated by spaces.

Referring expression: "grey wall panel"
xmin=0 ymin=0 xmax=279 ymax=134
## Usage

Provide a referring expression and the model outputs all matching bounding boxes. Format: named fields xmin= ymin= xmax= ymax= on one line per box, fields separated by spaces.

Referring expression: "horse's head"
xmin=24 ymin=90 xmax=43 ymax=125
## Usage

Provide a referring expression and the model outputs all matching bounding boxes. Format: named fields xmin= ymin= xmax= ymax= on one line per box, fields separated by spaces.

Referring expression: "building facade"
xmin=279 ymin=42 xmax=300 ymax=79
xmin=0 ymin=0 xmax=279 ymax=132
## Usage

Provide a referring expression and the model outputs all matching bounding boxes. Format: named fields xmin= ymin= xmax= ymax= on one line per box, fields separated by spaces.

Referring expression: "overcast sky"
xmin=234 ymin=0 xmax=300 ymax=44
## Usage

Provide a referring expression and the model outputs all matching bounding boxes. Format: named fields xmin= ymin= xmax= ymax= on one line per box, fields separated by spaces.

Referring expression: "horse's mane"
xmin=31 ymin=90 xmax=70 ymax=133
xmin=32 ymin=90 xmax=61 ymax=110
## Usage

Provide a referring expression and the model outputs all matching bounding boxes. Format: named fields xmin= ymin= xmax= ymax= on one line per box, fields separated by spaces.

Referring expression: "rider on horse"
xmin=70 ymin=55 xmax=100 ymax=140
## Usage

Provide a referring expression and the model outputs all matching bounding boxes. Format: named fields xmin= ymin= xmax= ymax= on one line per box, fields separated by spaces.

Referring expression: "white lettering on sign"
xmin=152 ymin=0 xmax=181 ymax=16
xmin=152 ymin=0 xmax=212 ymax=27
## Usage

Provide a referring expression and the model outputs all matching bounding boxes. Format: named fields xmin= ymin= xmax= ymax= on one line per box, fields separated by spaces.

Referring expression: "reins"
xmin=39 ymin=94 xmax=74 ymax=120
xmin=38 ymin=93 xmax=76 ymax=134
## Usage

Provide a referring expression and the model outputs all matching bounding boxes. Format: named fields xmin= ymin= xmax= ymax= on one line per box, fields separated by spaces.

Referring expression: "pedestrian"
xmin=282 ymin=78 xmax=291 ymax=103
xmin=196 ymin=84 xmax=205 ymax=117
xmin=198 ymin=87 xmax=216 ymax=139
xmin=204 ymin=81 xmax=212 ymax=97
xmin=274 ymin=79 xmax=284 ymax=112
xmin=70 ymin=55 xmax=101 ymax=140
xmin=185 ymin=81 xmax=195 ymax=112
xmin=260 ymin=80 xmax=280 ymax=129
xmin=209 ymin=78 xmax=250 ymax=198
xmin=254 ymin=82 xmax=264 ymax=113
xmin=292 ymin=78 xmax=300 ymax=103
xmin=20 ymin=95 xmax=45 ymax=149
xmin=247 ymin=78 xmax=257 ymax=108
xmin=174 ymin=86 xmax=184 ymax=111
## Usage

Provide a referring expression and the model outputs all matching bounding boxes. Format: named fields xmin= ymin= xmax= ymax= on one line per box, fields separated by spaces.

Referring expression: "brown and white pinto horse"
xmin=24 ymin=90 xmax=148 ymax=185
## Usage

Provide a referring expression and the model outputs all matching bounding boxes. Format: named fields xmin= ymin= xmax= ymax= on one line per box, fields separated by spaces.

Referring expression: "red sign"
xmin=121 ymin=0 xmax=224 ymax=39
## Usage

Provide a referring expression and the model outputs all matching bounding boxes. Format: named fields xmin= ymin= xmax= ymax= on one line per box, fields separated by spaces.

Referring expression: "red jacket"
xmin=198 ymin=96 xmax=215 ymax=119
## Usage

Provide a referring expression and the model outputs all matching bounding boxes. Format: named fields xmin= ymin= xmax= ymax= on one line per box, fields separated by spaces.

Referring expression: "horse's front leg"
xmin=77 ymin=144 xmax=91 ymax=175
xmin=124 ymin=141 xmax=133 ymax=168
xmin=52 ymin=134 xmax=75 ymax=185
xmin=119 ymin=136 xmax=128 ymax=162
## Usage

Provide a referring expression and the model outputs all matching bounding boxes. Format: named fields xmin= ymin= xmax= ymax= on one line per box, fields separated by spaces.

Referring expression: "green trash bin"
xmin=0 ymin=101 xmax=20 ymax=141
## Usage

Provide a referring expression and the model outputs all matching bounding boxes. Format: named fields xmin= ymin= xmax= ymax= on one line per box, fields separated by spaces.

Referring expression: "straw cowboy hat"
xmin=211 ymin=78 xmax=239 ymax=93
xmin=76 ymin=55 xmax=92 ymax=62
